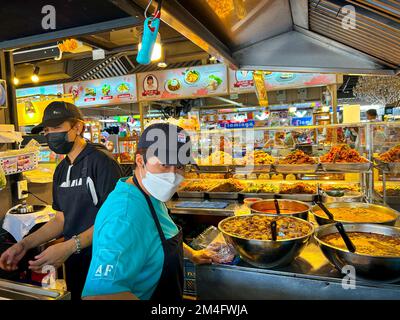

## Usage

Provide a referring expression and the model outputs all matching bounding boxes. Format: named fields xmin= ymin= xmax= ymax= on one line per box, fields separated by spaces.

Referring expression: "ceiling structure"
xmin=0 ymin=0 xmax=398 ymax=117
xmin=120 ymin=0 xmax=399 ymax=75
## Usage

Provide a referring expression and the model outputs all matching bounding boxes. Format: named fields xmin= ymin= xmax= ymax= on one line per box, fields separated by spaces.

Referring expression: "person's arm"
xmin=21 ymin=211 xmax=65 ymax=251
xmin=0 ymin=211 xmax=65 ymax=272
xmin=28 ymin=225 xmax=94 ymax=272
xmin=82 ymin=217 xmax=147 ymax=300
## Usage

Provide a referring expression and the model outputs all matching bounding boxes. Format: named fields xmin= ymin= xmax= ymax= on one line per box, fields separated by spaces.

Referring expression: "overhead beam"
xmin=110 ymin=0 xmax=238 ymax=69
xmin=0 ymin=17 xmax=141 ymax=51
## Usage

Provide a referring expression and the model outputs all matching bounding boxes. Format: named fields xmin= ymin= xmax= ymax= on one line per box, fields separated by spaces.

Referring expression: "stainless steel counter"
xmin=0 ymin=279 xmax=70 ymax=300
xmin=196 ymin=242 xmax=400 ymax=300
xmin=167 ymin=199 xmax=238 ymax=216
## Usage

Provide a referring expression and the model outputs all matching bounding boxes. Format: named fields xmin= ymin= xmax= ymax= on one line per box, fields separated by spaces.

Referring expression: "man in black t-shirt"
xmin=0 ymin=101 xmax=122 ymax=299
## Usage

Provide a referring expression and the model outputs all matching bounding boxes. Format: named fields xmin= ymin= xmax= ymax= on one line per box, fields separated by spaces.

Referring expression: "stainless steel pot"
xmin=314 ymin=223 xmax=400 ymax=283
xmin=250 ymin=199 xmax=311 ymax=220
xmin=218 ymin=214 xmax=314 ymax=269
xmin=311 ymin=202 xmax=399 ymax=226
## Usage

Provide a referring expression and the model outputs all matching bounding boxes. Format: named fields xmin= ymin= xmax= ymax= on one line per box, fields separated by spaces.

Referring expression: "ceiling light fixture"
xmin=31 ymin=66 xmax=40 ymax=83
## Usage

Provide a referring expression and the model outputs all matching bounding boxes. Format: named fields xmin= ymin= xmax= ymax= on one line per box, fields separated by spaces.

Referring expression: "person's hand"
xmin=0 ymin=242 xmax=27 ymax=271
xmin=189 ymin=249 xmax=213 ymax=265
xmin=28 ymin=241 xmax=74 ymax=273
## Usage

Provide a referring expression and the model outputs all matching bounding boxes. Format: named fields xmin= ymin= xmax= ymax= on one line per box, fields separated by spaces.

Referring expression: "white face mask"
xmin=141 ymin=165 xmax=184 ymax=202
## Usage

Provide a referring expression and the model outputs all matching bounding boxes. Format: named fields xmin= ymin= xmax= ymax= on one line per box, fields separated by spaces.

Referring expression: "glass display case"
xmin=183 ymin=122 xmax=399 ymax=204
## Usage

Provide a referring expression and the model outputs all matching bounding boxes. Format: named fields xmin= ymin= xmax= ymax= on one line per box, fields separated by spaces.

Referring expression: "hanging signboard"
xmin=0 ymin=80 xmax=7 ymax=108
xmin=16 ymin=84 xmax=64 ymax=98
xmin=137 ymin=64 xmax=228 ymax=101
xmin=229 ymin=69 xmax=338 ymax=93
xmin=64 ymin=75 xmax=137 ymax=107
xmin=253 ymin=71 xmax=269 ymax=107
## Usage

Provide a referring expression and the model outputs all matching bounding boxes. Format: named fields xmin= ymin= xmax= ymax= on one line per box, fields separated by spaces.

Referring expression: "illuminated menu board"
xmin=64 ymin=75 xmax=137 ymax=107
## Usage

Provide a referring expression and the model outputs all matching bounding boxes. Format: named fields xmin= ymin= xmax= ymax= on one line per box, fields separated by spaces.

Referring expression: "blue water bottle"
xmin=137 ymin=17 xmax=160 ymax=65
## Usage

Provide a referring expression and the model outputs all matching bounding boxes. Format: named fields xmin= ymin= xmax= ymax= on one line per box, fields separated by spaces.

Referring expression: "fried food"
xmin=221 ymin=215 xmax=312 ymax=240
xmin=209 ymin=179 xmax=244 ymax=192
xmin=180 ymin=180 xmax=219 ymax=192
xmin=280 ymin=182 xmax=316 ymax=194
xmin=321 ymin=232 xmax=400 ymax=256
xmin=320 ymin=145 xmax=368 ymax=163
xmin=313 ymin=207 xmax=395 ymax=223
xmin=241 ymin=150 xmax=275 ymax=165
xmin=242 ymin=182 xmax=278 ymax=194
xmin=199 ymin=151 xmax=233 ymax=165
xmin=321 ymin=184 xmax=360 ymax=192
xmin=378 ymin=145 xmax=400 ymax=163
xmin=375 ymin=185 xmax=400 ymax=196
xmin=278 ymin=150 xmax=316 ymax=164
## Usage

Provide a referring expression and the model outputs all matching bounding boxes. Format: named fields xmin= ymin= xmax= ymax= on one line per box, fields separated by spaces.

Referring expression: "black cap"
xmin=31 ymin=101 xmax=84 ymax=134
xmin=138 ymin=123 xmax=198 ymax=168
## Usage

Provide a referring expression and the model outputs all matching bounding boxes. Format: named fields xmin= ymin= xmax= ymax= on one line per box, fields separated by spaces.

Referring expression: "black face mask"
xmin=46 ymin=130 xmax=75 ymax=154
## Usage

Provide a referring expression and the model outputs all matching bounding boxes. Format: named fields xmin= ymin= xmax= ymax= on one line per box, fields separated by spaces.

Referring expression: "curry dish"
xmin=320 ymin=232 xmax=400 ymax=256
xmin=221 ymin=215 xmax=312 ymax=240
xmin=313 ymin=207 xmax=395 ymax=223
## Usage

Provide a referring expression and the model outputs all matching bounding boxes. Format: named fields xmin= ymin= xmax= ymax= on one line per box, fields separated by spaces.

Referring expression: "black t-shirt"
xmin=52 ymin=142 xmax=122 ymax=239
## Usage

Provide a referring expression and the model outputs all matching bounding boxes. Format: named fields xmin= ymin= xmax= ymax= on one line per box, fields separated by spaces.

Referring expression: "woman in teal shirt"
xmin=82 ymin=123 xmax=216 ymax=300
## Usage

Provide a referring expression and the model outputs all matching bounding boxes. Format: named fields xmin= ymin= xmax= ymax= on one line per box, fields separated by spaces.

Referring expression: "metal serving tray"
xmin=278 ymin=193 xmax=318 ymax=202
xmin=320 ymin=160 xmax=371 ymax=172
xmin=196 ymin=165 xmax=230 ymax=173
xmin=208 ymin=192 xmax=239 ymax=200
xmin=177 ymin=191 xmax=205 ymax=198
xmin=274 ymin=158 xmax=319 ymax=173
xmin=234 ymin=164 xmax=272 ymax=174
xmin=374 ymin=158 xmax=400 ymax=174
xmin=239 ymin=192 xmax=275 ymax=199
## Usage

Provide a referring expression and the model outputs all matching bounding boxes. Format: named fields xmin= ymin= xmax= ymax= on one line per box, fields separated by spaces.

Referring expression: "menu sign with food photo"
xmin=229 ymin=70 xmax=338 ymax=93
xmin=64 ymin=75 xmax=137 ymax=107
xmin=137 ymin=64 xmax=228 ymax=101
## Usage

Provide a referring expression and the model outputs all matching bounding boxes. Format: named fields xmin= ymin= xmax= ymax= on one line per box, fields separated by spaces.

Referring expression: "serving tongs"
xmin=270 ymin=198 xmax=281 ymax=241
xmin=317 ymin=202 xmax=356 ymax=253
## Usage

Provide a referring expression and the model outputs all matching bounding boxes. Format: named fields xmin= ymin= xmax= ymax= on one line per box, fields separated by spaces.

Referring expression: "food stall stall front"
xmin=131 ymin=60 xmax=400 ymax=299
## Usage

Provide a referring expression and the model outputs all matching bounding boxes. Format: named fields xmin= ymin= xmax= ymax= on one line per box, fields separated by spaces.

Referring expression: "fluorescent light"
xmin=13 ymin=77 xmax=19 ymax=85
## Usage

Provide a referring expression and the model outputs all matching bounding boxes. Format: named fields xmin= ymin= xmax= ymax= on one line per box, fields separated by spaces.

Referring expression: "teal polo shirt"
xmin=82 ymin=177 xmax=179 ymax=299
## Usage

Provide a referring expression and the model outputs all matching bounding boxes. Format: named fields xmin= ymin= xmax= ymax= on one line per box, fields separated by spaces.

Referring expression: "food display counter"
xmin=172 ymin=121 xmax=400 ymax=299
xmin=196 ymin=242 xmax=400 ymax=300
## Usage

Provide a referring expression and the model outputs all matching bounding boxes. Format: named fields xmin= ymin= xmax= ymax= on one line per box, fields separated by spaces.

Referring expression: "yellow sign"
xmin=253 ymin=71 xmax=269 ymax=107
xmin=17 ymin=97 xmax=74 ymax=127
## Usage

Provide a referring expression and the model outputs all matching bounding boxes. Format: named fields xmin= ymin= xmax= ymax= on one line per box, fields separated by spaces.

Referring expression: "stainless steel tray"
xmin=239 ymin=192 xmax=275 ymax=199
xmin=374 ymin=158 xmax=400 ymax=174
xmin=274 ymin=163 xmax=319 ymax=173
xmin=278 ymin=193 xmax=318 ymax=202
xmin=177 ymin=191 xmax=205 ymax=198
xmin=234 ymin=164 xmax=272 ymax=173
xmin=196 ymin=165 xmax=230 ymax=173
xmin=274 ymin=157 xmax=319 ymax=173
xmin=321 ymin=191 xmax=363 ymax=203
xmin=208 ymin=192 xmax=239 ymax=199
xmin=321 ymin=160 xmax=371 ymax=172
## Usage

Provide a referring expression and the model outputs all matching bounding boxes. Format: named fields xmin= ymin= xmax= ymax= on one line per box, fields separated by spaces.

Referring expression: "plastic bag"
xmin=190 ymin=226 xmax=236 ymax=264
